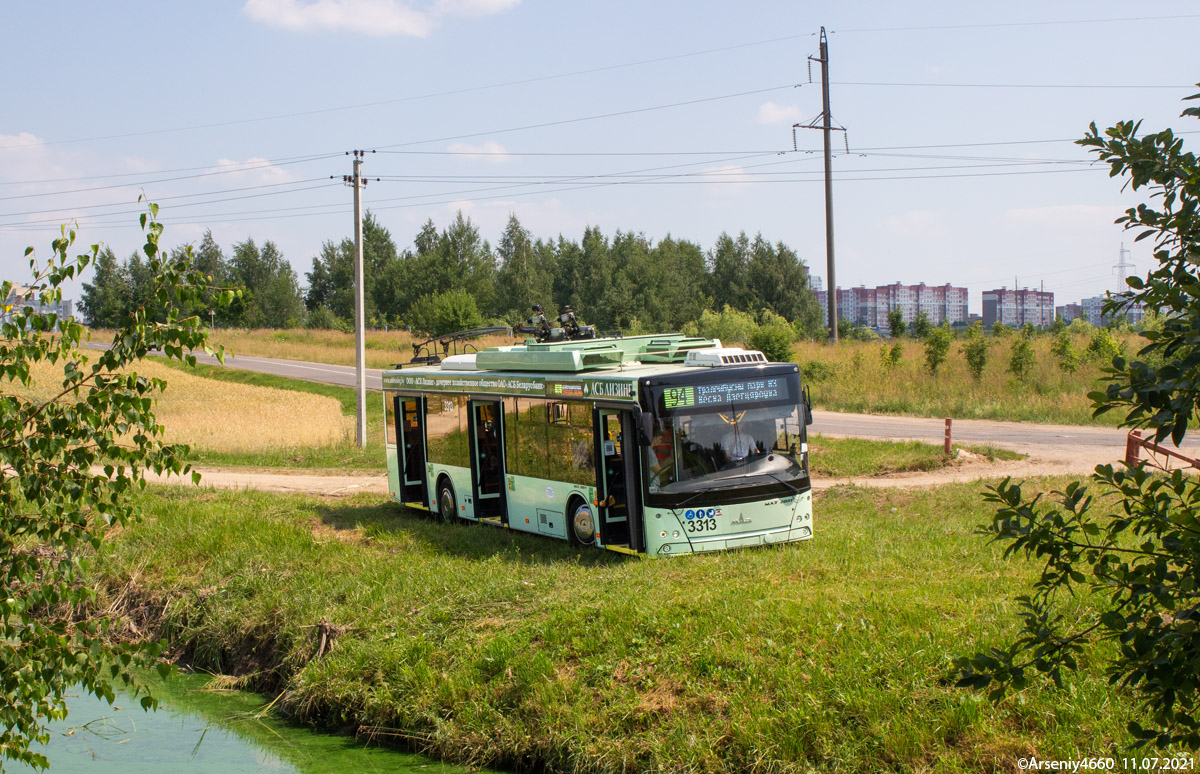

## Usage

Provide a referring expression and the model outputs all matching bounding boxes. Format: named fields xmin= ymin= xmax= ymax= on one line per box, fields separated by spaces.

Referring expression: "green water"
xmin=18 ymin=674 xmax=469 ymax=773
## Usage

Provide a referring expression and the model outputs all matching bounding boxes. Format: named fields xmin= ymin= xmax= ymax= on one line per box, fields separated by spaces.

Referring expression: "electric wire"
xmin=369 ymin=84 xmax=801 ymax=149
xmin=831 ymin=13 xmax=1200 ymax=34
xmin=0 ymin=35 xmax=813 ymax=151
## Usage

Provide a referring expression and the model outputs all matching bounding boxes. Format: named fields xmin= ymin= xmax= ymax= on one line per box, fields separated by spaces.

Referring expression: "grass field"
xmin=90 ymin=481 xmax=1145 ymax=772
xmin=793 ymin=332 xmax=1139 ymax=426
xmin=6 ymin=359 xmax=351 ymax=453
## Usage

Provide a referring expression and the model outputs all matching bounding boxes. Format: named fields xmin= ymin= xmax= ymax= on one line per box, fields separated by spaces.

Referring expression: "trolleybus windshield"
xmin=643 ymin=372 xmax=808 ymax=507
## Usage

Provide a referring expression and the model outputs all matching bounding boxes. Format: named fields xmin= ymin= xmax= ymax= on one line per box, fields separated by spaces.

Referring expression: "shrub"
xmin=696 ymin=305 xmax=758 ymax=345
xmin=923 ymin=322 xmax=953 ymax=374
xmin=1087 ymin=327 xmax=1123 ymax=365
xmin=306 ymin=304 xmax=342 ymax=331
xmin=750 ymin=311 xmax=796 ymax=362
xmin=963 ymin=321 xmax=988 ymax=380
xmin=800 ymin=359 xmax=836 ymax=382
xmin=1051 ymin=329 xmax=1080 ymax=373
xmin=911 ymin=312 xmax=932 ymax=339
xmin=407 ymin=289 xmax=484 ymax=336
xmin=1008 ymin=335 xmax=1035 ymax=380
xmin=887 ymin=308 xmax=906 ymax=338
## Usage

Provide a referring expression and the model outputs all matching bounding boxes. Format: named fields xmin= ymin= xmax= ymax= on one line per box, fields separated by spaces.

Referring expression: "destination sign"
xmin=659 ymin=377 xmax=790 ymax=411
xmin=381 ymin=371 xmax=636 ymax=401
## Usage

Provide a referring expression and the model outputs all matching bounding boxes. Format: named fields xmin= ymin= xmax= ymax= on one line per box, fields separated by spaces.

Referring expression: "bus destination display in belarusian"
xmin=662 ymin=377 xmax=790 ymax=410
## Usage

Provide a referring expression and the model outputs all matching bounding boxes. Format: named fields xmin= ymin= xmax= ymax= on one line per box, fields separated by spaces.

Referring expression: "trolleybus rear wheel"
xmin=569 ymin=498 xmax=596 ymax=547
xmin=437 ymin=480 xmax=457 ymax=523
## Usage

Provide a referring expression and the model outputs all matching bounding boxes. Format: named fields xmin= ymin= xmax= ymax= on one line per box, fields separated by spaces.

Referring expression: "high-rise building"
xmin=981 ymin=287 xmax=1054 ymax=328
xmin=1077 ymin=293 xmax=1146 ymax=326
xmin=815 ymin=282 xmax=969 ymax=329
xmin=1056 ymin=303 xmax=1083 ymax=323
xmin=2 ymin=284 xmax=73 ymax=322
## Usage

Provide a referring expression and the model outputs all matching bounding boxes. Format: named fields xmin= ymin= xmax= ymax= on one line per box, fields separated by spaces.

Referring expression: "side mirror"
xmin=634 ymin=408 xmax=655 ymax=446
xmin=803 ymin=386 xmax=814 ymax=426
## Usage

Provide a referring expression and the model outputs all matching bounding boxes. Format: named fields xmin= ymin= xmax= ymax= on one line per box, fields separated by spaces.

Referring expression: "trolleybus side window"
xmin=426 ymin=395 xmax=470 ymax=468
xmin=384 ymin=392 xmax=398 ymax=445
xmin=546 ymin=401 xmax=594 ymax=485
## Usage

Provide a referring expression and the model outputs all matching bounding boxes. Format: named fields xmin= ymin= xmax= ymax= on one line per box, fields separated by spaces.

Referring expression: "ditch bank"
xmin=80 ymin=483 xmax=1141 ymax=773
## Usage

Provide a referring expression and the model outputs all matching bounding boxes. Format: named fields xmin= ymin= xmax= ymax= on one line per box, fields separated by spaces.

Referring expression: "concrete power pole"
xmin=797 ymin=27 xmax=842 ymax=342
xmin=344 ymin=150 xmax=369 ymax=448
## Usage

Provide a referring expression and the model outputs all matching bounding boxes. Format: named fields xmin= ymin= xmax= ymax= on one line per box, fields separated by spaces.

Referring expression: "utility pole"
xmin=343 ymin=150 xmax=371 ymax=448
xmin=796 ymin=27 xmax=843 ymax=342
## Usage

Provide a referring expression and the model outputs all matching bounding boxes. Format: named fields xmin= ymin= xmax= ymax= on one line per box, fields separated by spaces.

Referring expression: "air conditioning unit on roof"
xmin=683 ymin=347 xmax=769 ymax=367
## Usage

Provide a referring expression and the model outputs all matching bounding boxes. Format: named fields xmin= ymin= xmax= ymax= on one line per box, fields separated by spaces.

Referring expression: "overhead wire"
xmin=831 ymin=13 xmax=1200 ymax=34
xmin=0 ymin=34 xmax=813 ymax=151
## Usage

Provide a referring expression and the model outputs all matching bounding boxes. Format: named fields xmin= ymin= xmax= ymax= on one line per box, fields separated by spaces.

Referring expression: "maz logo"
xmin=730 ymin=514 xmax=752 ymax=525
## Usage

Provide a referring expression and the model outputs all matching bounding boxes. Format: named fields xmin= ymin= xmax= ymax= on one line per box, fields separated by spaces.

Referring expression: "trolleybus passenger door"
xmin=469 ymin=400 xmax=506 ymax=522
xmin=594 ymin=409 xmax=645 ymax=553
xmin=397 ymin=396 xmax=429 ymax=505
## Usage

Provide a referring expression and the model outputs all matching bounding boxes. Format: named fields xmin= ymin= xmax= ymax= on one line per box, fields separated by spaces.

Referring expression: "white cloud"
xmin=242 ymin=0 xmax=519 ymax=37
xmin=204 ymin=157 xmax=295 ymax=185
xmin=702 ymin=164 xmax=752 ymax=196
xmin=757 ymin=101 xmax=804 ymax=125
xmin=879 ymin=209 xmax=950 ymax=239
xmin=432 ymin=0 xmax=520 ymax=16
xmin=1003 ymin=204 xmax=1121 ymax=227
xmin=0 ymin=132 xmax=44 ymax=151
xmin=446 ymin=140 xmax=510 ymax=162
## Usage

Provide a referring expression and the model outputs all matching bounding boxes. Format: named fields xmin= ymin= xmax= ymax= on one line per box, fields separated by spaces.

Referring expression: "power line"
xmin=0 ymin=178 xmax=334 ymax=220
xmin=832 ymin=81 xmax=1190 ymax=89
xmin=370 ymin=84 xmax=801 ymax=149
xmin=0 ymin=156 xmax=343 ymax=201
xmin=0 ymin=35 xmax=812 ymax=151
xmin=832 ymin=13 xmax=1200 ymax=34
xmin=0 ymin=182 xmax=339 ymax=228
xmin=0 ymin=152 xmax=343 ymax=186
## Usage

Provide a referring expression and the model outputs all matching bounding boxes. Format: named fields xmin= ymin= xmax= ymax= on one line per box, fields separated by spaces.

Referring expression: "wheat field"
xmin=6 ymin=357 xmax=352 ymax=453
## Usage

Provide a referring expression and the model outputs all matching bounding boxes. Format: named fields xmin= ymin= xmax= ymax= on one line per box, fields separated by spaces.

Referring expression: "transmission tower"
xmin=1113 ymin=242 xmax=1135 ymax=292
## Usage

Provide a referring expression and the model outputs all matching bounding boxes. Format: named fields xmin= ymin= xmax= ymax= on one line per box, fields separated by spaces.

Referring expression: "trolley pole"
xmin=347 ymin=151 xmax=368 ymax=448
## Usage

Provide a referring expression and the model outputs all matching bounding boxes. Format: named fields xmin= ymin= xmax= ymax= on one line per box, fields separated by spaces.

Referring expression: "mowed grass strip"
xmin=93 ymin=481 xmax=1136 ymax=773
xmin=4 ymin=359 xmax=351 ymax=453
xmin=808 ymin=435 xmax=1024 ymax=478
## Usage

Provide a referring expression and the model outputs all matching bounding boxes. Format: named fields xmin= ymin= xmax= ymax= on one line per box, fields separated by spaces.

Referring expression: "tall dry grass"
xmin=7 ymin=358 xmax=351 ymax=452
xmin=793 ymin=332 xmax=1138 ymax=425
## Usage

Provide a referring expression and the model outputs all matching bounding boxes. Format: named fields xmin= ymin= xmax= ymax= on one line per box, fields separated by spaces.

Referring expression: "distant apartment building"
xmin=1073 ymin=293 xmax=1146 ymax=326
xmin=981 ymin=287 xmax=1054 ymax=328
xmin=2 ymin=284 xmax=73 ymax=321
xmin=1056 ymin=303 xmax=1083 ymax=323
xmin=815 ymin=282 xmax=969 ymax=329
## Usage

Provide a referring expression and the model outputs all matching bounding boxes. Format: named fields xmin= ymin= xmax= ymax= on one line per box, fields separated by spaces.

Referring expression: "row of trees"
xmin=80 ymin=234 xmax=303 ymax=329
xmin=80 ymin=212 xmax=825 ymax=338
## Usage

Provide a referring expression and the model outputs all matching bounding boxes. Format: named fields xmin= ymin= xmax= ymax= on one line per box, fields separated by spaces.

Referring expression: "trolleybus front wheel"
xmin=568 ymin=498 xmax=596 ymax=547
xmin=436 ymin=479 xmax=457 ymax=523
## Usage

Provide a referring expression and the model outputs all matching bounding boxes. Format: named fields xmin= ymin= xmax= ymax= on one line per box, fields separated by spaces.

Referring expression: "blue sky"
xmin=3 ymin=1 xmax=1198 ymax=313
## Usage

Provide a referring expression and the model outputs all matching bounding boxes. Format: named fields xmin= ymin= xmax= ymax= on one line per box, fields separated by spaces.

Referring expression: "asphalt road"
xmin=173 ymin=349 xmax=1142 ymax=454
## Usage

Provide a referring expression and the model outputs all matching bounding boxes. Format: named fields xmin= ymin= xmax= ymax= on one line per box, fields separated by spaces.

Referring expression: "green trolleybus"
xmin=381 ymin=332 xmax=813 ymax=557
